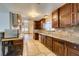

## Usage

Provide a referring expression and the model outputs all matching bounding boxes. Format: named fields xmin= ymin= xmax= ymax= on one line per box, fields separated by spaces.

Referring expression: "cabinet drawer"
xmin=13 ymin=40 xmax=23 ymax=45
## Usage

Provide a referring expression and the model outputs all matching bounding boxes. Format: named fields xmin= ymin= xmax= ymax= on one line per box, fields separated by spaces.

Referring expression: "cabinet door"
xmin=34 ymin=21 xmax=41 ymax=29
xmin=46 ymin=36 xmax=53 ymax=51
xmin=75 ymin=4 xmax=79 ymax=25
xmin=52 ymin=10 xmax=59 ymax=28
xmin=34 ymin=33 xmax=39 ymax=40
xmin=53 ymin=40 xmax=65 ymax=56
xmin=60 ymin=4 xmax=73 ymax=27
xmin=67 ymin=47 xmax=79 ymax=56
xmin=43 ymin=35 xmax=47 ymax=47
xmin=39 ymin=34 xmax=42 ymax=42
xmin=66 ymin=42 xmax=79 ymax=56
xmin=41 ymin=35 xmax=44 ymax=44
xmin=40 ymin=18 xmax=45 ymax=29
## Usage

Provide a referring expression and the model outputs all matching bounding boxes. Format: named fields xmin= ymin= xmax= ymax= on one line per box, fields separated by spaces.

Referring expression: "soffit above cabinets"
xmin=0 ymin=3 xmax=65 ymax=21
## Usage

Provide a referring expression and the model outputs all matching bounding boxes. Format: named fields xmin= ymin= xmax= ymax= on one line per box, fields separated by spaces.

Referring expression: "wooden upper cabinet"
xmin=59 ymin=3 xmax=79 ymax=27
xmin=75 ymin=4 xmax=79 ymax=25
xmin=34 ymin=21 xmax=41 ymax=29
xmin=40 ymin=18 xmax=46 ymax=29
xmin=52 ymin=10 xmax=59 ymax=28
xmin=52 ymin=3 xmax=79 ymax=28
xmin=46 ymin=36 xmax=53 ymax=51
xmin=59 ymin=4 xmax=73 ymax=27
xmin=34 ymin=18 xmax=45 ymax=29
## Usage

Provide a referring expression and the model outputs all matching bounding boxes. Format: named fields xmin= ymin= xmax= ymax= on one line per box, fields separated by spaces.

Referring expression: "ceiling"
xmin=0 ymin=3 xmax=65 ymax=21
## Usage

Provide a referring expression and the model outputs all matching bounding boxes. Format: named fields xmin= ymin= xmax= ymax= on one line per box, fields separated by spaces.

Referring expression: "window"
xmin=21 ymin=20 xmax=29 ymax=33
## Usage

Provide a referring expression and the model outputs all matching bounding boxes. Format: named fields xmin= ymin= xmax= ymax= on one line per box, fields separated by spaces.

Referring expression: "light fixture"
xmin=43 ymin=15 xmax=49 ymax=19
xmin=18 ymin=19 xmax=20 ymax=23
xmin=28 ymin=10 xmax=40 ymax=18
xmin=53 ymin=15 xmax=57 ymax=19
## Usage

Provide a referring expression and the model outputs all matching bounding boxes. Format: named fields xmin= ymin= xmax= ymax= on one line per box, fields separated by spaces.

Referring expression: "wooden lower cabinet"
xmin=66 ymin=42 xmax=79 ymax=56
xmin=38 ymin=34 xmax=79 ymax=56
xmin=34 ymin=33 xmax=39 ymax=40
xmin=40 ymin=35 xmax=47 ymax=47
xmin=67 ymin=47 xmax=79 ymax=56
xmin=53 ymin=39 xmax=65 ymax=56
xmin=39 ymin=34 xmax=44 ymax=44
xmin=43 ymin=35 xmax=47 ymax=46
xmin=46 ymin=36 xmax=53 ymax=51
xmin=39 ymin=34 xmax=52 ymax=51
xmin=41 ymin=35 xmax=44 ymax=44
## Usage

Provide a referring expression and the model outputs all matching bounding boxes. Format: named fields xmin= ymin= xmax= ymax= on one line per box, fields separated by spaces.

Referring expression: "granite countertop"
xmin=34 ymin=30 xmax=79 ymax=45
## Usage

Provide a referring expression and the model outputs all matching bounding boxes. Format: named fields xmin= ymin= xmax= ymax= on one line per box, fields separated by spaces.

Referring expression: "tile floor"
xmin=23 ymin=40 xmax=56 ymax=56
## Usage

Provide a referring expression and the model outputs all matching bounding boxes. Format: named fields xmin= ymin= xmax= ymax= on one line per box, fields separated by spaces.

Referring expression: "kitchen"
xmin=0 ymin=3 xmax=79 ymax=56
xmin=34 ymin=3 xmax=79 ymax=56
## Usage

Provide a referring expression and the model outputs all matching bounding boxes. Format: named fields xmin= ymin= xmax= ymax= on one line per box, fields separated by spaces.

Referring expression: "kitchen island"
xmin=2 ymin=38 xmax=23 ymax=56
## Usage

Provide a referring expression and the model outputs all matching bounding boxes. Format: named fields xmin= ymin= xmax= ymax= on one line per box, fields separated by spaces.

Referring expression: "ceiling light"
xmin=44 ymin=15 xmax=49 ymax=19
xmin=28 ymin=11 xmax=40 ymax=18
